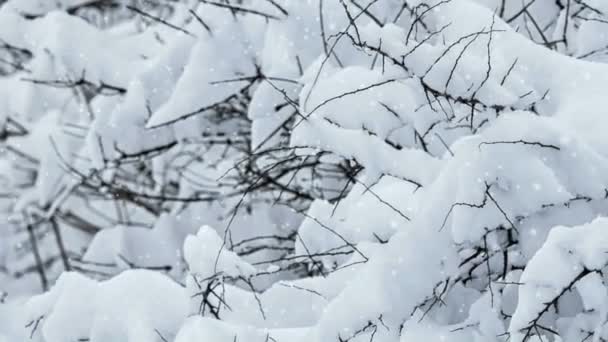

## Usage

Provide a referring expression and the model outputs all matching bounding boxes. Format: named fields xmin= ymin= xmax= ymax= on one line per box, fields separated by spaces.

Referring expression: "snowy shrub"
xmin=2 ymin=0 xmax=608 ymax=342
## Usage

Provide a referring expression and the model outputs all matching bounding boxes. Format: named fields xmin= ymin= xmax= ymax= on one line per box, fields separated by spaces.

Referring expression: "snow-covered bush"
xmin=2 ymin=0 xmax=608 ymax=342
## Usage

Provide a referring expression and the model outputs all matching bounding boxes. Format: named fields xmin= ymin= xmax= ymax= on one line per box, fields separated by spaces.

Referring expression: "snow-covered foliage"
xmin=2 ymin=0 xmax=608 ymax=341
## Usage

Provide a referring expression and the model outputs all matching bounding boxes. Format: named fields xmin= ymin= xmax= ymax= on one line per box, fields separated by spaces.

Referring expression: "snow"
xmin=184 ymin=225 xmax=256 ymax=280
xmin=509 ymin=218 xmax=608 ymax=342
xmin=3 ymin=1 xmax=608 ymax=342
xmin=23 ymin=270 xmax=188 ymax=342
